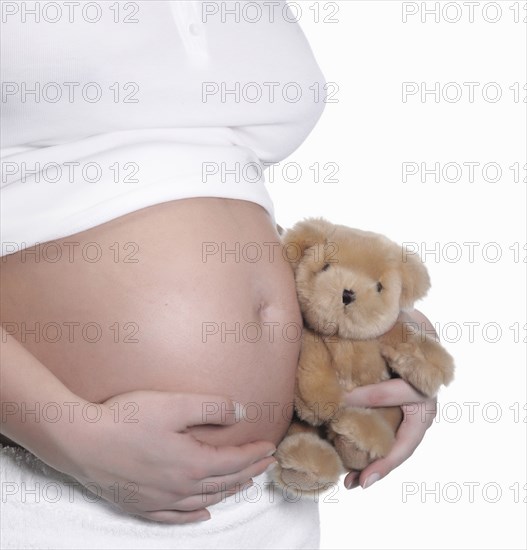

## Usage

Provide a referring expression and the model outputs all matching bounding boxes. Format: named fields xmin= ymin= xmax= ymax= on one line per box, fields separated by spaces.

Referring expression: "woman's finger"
xmin=344 ymin=378 xmax=428 ymax=408
xmin=201 ymin=456 xmax=276 ymax=492
xmin=137 ymin=508 xmax=211 ymax=524
xmin=171 ymin=480 xmax=254 ymax=511
xmin=138 ymin=480 xmax=255 ymax=522
xmin=190 ymin=441 xmax=276 ymax=479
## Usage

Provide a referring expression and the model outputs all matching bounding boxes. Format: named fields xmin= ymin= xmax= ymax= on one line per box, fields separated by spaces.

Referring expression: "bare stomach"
xmin=0 ymin=198 xmax=302 ymax=448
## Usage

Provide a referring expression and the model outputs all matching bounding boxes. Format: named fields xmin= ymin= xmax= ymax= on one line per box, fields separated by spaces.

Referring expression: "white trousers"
xmin=0 ymin=445 xmax=320 ymax=549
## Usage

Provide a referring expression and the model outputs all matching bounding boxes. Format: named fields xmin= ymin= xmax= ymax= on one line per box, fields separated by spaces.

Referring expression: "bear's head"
xmin=282 ymin=218 xmax=430 ymax=340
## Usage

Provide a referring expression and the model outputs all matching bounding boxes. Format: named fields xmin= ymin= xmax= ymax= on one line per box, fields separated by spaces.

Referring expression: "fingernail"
xmin=264 ymin=448 xmax=276 ymax=458
xmin=362 ymin=473 xmax=381 ymax=489
xmin=232 ymin=401 xmax=245 ymax=422
xmin=265 ymin=460 xmax=277 ymax=474
xmin=197 ymin=513 xmax=211 ymax=522
xmin=345 ymin=476 xmax=359 ymax=490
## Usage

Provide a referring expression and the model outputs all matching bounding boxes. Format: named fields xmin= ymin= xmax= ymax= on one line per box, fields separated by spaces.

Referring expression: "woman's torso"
xmin=0 ymin=198 xmax=302 ymax=447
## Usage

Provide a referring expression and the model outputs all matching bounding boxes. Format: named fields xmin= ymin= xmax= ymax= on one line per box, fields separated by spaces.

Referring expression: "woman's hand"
xmin=60 ymin=391 xmax=276 ymax=524
xmin=0 ymin=318 xmax=276 ymax=525
xmin=342 ymin=309 xmax=439 ymax=490
xmin=343 ymin=379 xmax=437 ymax=489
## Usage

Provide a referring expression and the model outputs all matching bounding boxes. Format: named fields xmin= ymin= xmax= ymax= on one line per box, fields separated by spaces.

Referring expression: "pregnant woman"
xmin=0 ymin=2 xmax=438 ymax=549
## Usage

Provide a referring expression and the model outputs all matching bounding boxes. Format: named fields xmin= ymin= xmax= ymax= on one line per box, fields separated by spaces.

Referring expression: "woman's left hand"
xmin=343 ymin=379 xmax=437 ymax=490
xmin=342 ymin=309 xmax=439 ymax=490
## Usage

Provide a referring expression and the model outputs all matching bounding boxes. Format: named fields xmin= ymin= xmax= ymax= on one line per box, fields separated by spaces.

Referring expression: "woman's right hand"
xmin=58 ymin=391 xmax=277 ymax=524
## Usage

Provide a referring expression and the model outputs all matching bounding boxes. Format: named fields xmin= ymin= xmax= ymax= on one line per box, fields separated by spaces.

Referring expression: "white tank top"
xmin=0 ymin=0 xmax=326 ymax=255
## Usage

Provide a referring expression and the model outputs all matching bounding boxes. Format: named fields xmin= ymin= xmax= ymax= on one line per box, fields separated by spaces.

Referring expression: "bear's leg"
xmin=271 ymin=421 xmax=343 ymax=497
xmin=327 ymin=406 xmax=402 ymax=470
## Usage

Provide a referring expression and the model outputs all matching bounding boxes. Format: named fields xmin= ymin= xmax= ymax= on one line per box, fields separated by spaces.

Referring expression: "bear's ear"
xmin=399 ymin=252 xmax=431 ymax=308
xmin=282 ymin=218 xmax=335 ymax=270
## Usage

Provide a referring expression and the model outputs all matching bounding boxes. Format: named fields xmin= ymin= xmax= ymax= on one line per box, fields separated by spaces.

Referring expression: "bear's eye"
xmin=321 ymin=263 xmax=330 ymax=272
xmin=377 ymin=282 xmax=383 ymax=292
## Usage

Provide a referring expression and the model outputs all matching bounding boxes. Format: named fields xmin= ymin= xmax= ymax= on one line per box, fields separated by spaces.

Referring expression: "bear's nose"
xmin=342 ymin=289 xmax=356 ymax=305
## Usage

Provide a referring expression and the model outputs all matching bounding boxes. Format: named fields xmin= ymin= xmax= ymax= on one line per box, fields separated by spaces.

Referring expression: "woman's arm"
xmin=0 ymin=326 xmax=89 ymax=464
xmin=0 ymin=328 xmax=276 ymax=523
xmin=343 ymin=309 xmax=440 ymax=489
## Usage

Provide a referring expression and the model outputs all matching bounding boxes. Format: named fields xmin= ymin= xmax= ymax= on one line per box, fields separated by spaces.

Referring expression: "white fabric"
xmin=0 ymin=444 xmax=321 ymax=549
xmin=0 ymin=0 xmax=326 ymax=255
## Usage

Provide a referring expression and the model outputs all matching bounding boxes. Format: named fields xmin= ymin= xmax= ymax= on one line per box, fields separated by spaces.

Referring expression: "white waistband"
xmin=0 ymin=444 xmax=320 ymax=549
xmin=1 ymin=128 xmax=276 ymax=256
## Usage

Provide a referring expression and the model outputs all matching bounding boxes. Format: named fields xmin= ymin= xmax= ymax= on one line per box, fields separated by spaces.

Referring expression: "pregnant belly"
xmin=0 ymin=198 xmax=302 ymax=448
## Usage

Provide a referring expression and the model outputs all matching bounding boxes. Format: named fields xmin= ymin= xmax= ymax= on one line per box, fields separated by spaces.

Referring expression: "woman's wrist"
xmin=2 ymin=385 xmax=92 ymax=474
xmin=0 ymin=327 xmax=105 ymax=475
xmin=398 ymin=308 xmax=439 ymax=341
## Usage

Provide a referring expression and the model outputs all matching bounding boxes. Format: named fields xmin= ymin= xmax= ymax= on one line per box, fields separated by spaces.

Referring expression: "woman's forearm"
xmin=0 ymin=327 xmax=91 ymax=471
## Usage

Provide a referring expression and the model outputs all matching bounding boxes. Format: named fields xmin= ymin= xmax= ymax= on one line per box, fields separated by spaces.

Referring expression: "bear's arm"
xmin=379 ymin=320 xmax=454 ymax=397
xmin=294 ymin=329 xmax=345 ymax=426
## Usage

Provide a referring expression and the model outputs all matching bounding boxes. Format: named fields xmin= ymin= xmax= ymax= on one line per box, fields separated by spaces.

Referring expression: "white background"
xmin=267 ymin=1 xmax=526 ymax=549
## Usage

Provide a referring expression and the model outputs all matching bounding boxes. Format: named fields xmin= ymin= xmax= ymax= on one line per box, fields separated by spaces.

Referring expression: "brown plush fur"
xmin=272 ymin=218 xmax=455 ymax=495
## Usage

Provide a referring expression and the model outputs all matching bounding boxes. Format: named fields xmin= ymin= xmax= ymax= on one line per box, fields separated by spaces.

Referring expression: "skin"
xmin=0 ymin=198 xmax=439 ymax=521
xmin=0 ymin=198 xmax=298 ymax=522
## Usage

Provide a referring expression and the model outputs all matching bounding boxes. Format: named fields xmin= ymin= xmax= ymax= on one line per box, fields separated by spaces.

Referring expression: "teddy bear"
xmin=271 ymin=217 xmax=455 ymax=495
